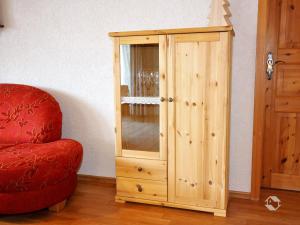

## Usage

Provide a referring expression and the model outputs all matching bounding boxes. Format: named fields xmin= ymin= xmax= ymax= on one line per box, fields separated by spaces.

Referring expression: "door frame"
xmin=251 ymin=0 xmax=276 ymax=200
xmin=113 ymin=35 xmax=168 ymax=161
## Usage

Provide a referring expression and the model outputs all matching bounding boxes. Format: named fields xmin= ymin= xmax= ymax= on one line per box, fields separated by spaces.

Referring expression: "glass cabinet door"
xmin=116 ymin=36 xmax=167 ymax=159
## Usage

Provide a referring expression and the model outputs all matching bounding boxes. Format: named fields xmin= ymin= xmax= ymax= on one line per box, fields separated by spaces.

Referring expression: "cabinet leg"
xmin=115 ymin=197 xmax=126 ymax=204
xmin=48 ymin=200 xmax=67 ymax=213
xmin=214 ymin=210 xmax=227 ymax=217
xmin=115 ymin=199 xmax=126 ymax=203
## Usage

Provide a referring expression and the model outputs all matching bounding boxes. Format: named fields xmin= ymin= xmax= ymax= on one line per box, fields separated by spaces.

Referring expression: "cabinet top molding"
xmin=109 ymin=26 xmax=233 ymax=37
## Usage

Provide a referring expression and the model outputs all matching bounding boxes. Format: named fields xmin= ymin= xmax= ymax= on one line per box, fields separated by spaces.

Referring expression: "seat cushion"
xmin=0 ymin=175 xmax=77 ymax=214
xmin=0 ymin=139 xmax=82 ymax=193
xmin=0 ymin=144 xmax=14 ymax=150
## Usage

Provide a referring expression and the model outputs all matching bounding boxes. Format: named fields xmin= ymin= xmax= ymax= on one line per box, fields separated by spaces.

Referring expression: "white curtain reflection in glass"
xmin=120 ymin=45 xmax=131 ymax=96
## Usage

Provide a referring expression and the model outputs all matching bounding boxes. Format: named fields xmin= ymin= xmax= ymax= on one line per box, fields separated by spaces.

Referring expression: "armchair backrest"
xmin=0 ymin=84 xmax=62 ymax=144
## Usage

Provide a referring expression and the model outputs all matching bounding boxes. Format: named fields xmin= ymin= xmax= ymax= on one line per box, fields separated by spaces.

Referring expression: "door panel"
xmin=168 ymin=33 xmax=230 ymax=208
xmin=276 ymin=65 xmax=300 ymax=96
xmin=271 ymin=173 xmax=300 ymax=191
xmin=278 ymin=49 xmax=300 ymax=63
xmin=272 ymin=113 xmax=300 ymax=176
xmin=279 ymin=0 xmax=300 ymax=48
xmin=263 ymin=0 xmax=300 ymax=191
xmin=275 ymin=98 xmax=300 ymax=112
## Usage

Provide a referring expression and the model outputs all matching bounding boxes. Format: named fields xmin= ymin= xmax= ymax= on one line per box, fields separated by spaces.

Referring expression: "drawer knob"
xmin=137 ymin=167 xmax=143 ymax=172
xmin=136 ymin=184 xmax=143 ymax=192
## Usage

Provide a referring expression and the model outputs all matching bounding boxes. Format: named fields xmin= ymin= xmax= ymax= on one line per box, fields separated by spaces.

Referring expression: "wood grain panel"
xmin=278 ymin=49 xmax=300 ymax=63
xmin=120 ymin=35 xmax=159 ymax=45
xmin=113 ymin=37 xmax=122 ymax=156
xmin=173 ymin=40 xmax=217 ymax=207
xmin=204 ymin=40 xmax=218 ymax=205
xmin=174 ymin=33 xmax=220 ymax=43
xmin=275 ymin=97 xmax=300 ymax=112
xmin=262 ymin=1 xmax=300 ymax=191
xmin=251 ymin=0 xmax=273 ymax=198
xmin=279 ymin=0 xmax=300 ymax=48
xmin=167 ymin=34 xmax=176 ymax=203
xmin=215 ymin=31 xmax=232 ymax=210
xmin=116 ymin=157 xmax=167 ymax=181
xmin=159 ymin=35 xmax=168 ymax=160
xmin=168 ymin=32 xmax=231 ymax=209
xmin=272 ymin=113 xmax=300 ymax=175
xmin=109 ymin=26 xmax=233 ymax=37
xmin=116 ymin=177 xmax=167 ymax=201
xmin=122 ymin=149 xmax=160 ymax=159
xmin=277 ymin=65 xmax=300 ymax=96
xmin=271 ymin=173 xmax=300 ymax=191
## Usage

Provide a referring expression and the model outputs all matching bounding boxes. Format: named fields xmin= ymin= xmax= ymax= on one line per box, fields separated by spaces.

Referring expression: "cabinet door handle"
xmin=136 ymin=184 xmax=143 ymax=192
xmin=168 ymin=97 xmax=174 ymax=102
xmin=160 ymin=97 xmax=165 ymax=102
xmin=137 ymin=167 xmax=143 ymax=172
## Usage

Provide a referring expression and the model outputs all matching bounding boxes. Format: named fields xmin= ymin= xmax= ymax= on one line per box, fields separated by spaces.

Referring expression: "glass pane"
xmin=120 ymin=44 xmax=159 ymax=152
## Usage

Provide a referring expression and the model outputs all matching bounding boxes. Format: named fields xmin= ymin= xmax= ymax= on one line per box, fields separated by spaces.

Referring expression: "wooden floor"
xmin=122 ymin=115 xmax=159 ymax=151
xmin=1 ymin=177 xmax=300 ymax=225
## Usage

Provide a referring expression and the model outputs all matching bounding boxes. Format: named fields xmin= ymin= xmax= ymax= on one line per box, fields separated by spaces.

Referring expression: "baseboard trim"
xmin=78 ymin=174 xmax=251 ymax=199
xmin=229 ymin=191 xmax=251 ymax=199
xmin=78 ymin=174 xmax=116 ymax=184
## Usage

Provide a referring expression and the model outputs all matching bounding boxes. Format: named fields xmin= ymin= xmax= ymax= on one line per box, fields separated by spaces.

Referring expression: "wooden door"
xmin=262 ymin=0 xmax=300 ymax=191
xmin=113 ymin=35 xmax=167 ymax=160
xmin=167 ymin=32 xmax=232 ymax=209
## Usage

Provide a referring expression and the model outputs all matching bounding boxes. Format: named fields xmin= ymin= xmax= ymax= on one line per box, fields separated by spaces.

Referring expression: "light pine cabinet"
xmin=109 ymin=26 xmax=233 ymax=217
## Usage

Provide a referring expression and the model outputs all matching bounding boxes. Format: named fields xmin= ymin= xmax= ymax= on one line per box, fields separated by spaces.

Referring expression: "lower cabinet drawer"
xmin=116 ymin=177 xmax=167 ymax=201
xmin=116 ymin=157 xmax=167 ymax=181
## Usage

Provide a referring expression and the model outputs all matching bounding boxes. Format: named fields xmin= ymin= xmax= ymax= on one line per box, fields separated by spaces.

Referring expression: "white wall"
xmin=229 ymin=0 xmax=258 ymax=192
xmin=0 ymin=0 xmax=258 ymax=192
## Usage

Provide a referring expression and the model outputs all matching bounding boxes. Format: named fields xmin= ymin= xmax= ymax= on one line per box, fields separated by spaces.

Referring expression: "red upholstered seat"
xmin=0 ymin=140 xmax=82 ymax=193
xmin=0 ymin=144 xmax=14 ymax=150
xmin=0 ymin=84 xmax=83 ymax=214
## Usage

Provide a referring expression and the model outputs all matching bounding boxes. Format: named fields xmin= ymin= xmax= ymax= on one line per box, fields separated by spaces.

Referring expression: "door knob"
xmin=168 ymin=97 xmax=174 ymax=102
xmin=266 ymin=52 xmax=274 ymax=80
xmin=136 ymin=184 xmax=143 ymax=192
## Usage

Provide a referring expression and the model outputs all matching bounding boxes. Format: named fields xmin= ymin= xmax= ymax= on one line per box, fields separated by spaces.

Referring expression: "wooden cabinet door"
xmin=167 ymin=32 xmax=231 ymax=209
xmin=262 ymin=0 xmax=300 ymax=191
xmin=113 ymin=35 xmax=167 ymax=160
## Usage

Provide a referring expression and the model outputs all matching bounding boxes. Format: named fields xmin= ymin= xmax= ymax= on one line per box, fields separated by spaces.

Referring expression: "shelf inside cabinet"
xmin=121 ymin=97 xmax=160 ymax=105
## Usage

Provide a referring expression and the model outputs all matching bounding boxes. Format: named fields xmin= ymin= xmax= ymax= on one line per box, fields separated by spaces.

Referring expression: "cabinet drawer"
xmin=116 ymin=157 xmax=167 ymax=181
xmin=117 ymin=177 xmax=167 ymax=201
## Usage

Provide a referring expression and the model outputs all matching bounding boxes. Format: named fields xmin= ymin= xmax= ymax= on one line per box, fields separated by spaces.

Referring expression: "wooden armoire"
xmin=110 ymin=26 xmax=233 ymax=217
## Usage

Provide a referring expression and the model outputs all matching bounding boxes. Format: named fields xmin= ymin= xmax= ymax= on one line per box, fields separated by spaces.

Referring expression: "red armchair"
xmin=0 ymin=84 xmax=83 ymax=214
